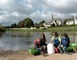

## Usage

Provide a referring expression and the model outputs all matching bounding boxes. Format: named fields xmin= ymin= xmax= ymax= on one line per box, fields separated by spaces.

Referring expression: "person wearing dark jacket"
xmin=34 ymin=34 xmax=47 ymax=54
xmin=61 ymin=33 xmax=70 ymax=53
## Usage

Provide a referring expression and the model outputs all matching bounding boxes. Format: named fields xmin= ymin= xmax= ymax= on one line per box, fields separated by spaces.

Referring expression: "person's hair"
xmin=41 ymin=34 xmax=46 ymax=41
xmin=63 ymin=33 xmax=68 ymax=37
xmin=54 ymin=32 xmax=58 ymax=37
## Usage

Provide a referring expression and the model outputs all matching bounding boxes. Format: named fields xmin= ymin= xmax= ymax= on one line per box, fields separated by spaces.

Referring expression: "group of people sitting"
xmin=34 ymin=32 xmax=70 ymax=55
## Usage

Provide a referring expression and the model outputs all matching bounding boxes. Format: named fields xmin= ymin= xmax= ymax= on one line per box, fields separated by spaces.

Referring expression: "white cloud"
xmin=45 ymin=0 xmax=77 ymax=13
xmin=0 ymin=0 xmax=77 ymax=25
xmin=11 ymin=12 xmax=20 ymax=17
xmin=0 ymin=0 xmax=8 ymax=5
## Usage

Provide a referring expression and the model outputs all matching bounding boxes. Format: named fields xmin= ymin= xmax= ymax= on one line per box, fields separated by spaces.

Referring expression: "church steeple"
xmin=52 ymin=13 xmax=54 ymax=19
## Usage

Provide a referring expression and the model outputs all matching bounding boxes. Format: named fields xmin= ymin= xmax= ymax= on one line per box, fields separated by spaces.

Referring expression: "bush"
xmin=0 ymin=28 xmax=6 ymax=32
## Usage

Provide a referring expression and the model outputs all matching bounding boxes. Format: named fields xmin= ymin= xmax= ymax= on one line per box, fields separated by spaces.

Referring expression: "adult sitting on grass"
xmin=34 ymin=34 xmax=47 ymax=55
xmin=50 ymin=32 xmax=61 ymax=53
xmin=61 ymin=33 xmax=70 ymax=53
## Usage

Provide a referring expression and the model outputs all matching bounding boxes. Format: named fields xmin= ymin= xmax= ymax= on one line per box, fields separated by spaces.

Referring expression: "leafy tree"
xmin=18 ymin=20 xmax=24 ymax=28
xmin=11 ymin=23 xmax=17 ymax=28
xmin=35 ymin=20 xmax=45 ymax=27
xmin=35 ymin=23 xmax=40 ymax=28
xmin=39 ymin=20 xmax=45 ymax=24
xmin=18 ymin=18 xmax=34 ymax=28
xmin=24 ymin=18 xmax=34 ymax=28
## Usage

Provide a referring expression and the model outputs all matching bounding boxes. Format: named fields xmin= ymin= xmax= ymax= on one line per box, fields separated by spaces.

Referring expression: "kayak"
xmin=28 ymin=47 xmax=40 ymax=55
xmin=66 ymin=43 xmax=77 ymax=52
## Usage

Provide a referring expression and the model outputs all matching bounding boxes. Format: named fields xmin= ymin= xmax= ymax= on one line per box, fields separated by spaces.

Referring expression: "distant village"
xmin=43 ymin=14 xmax=77 ymax=28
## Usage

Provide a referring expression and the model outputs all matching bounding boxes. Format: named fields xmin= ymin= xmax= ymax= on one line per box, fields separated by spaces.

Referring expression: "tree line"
xmin=10 ymin=18 xmax=45 ymax=28
xmin=8 ymin=17 xmax=75 ymax=28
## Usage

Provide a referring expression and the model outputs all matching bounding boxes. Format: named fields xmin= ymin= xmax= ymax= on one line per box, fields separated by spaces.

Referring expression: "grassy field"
xmin=7 ymin=25 xmax=77 ymax=32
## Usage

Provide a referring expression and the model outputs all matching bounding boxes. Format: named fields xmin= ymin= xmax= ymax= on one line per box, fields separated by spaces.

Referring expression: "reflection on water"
xmin=0 ymin=32 xmax=3 ymax=38
xmin=0 ymin=31 xmax=77 ymax=51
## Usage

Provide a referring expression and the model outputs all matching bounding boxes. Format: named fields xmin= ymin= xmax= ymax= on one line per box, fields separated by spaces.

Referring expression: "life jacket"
xmin=61 ymin=37 xmax=69 ymax=46
xmin=34 ymin=39 xmax=41 ymax=48
xmin=54 ymin=38 xmax=60 ymax=46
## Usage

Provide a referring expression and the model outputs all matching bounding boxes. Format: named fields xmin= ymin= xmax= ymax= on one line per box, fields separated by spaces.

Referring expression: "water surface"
xmin=0 ymin=31 xmax=77 ymax=51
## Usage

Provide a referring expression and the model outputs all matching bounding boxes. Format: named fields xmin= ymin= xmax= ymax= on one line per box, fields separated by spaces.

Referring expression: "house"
xmin=74 ymin=16 xmax=77 ymax=25
xmin=43 ymin=14 xmax=62 ymax=28
xmin=66 ymin=16 xmax=77 ymax=25
xmin=43 ymin=18 xmax=62 ymax=28
xmin=43 ymin=22 xmax=51 ymax=28
xmin=66 ymin=20 xmax=74 ymax=25
xmin=51 ymin=18 xmax=62 ymax=26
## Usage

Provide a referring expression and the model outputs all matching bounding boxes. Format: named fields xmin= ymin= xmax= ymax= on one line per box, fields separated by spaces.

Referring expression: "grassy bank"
xmin=7 ymin=25 xmax=77 ymax=32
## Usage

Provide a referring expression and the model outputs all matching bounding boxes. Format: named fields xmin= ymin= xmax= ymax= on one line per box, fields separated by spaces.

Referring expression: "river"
xmin=0 ymin=31 xmax=77 ymax=51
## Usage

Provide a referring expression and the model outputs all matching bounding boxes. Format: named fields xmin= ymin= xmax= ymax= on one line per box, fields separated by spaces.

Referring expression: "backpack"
xmin=61 ymin=37 xmax=68 ymax=46
xmin=34 ymin=39 xmax=41 ymax=48
xmin=54 ymin=38 xmax=60 ymax=46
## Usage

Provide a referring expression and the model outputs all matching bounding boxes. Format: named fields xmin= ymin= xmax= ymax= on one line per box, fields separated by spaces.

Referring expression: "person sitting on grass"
xmin=61 ymin=33 xmax=70 ymax=53
xmin=34 ymin=34 xmax=47 ymax=55
xmin=50 ymin=32 xmax=61 ymax=53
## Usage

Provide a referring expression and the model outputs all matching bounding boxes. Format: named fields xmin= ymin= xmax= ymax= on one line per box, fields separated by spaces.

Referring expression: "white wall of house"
xmin=43 ymin=23 xmax=51 ymax=28
xmin=66 ymin=17 xmax=77 ymax=25
xmin=57 ymin=20 xmax=62 ymax=25
xmin=30 ymin=27 xmax=36 ymax=29
xmin=74 ymin=17 xmax=77 ymax=25
xmin=52 ymin=20 xmax=61 ymax=26
xmin=66 ymin=20 xmax=74 ymax=25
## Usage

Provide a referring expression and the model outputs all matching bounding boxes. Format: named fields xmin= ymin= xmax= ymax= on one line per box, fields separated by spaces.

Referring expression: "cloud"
xmin=45 ymin=0 xmax=77 ymax=13
xmin=0 ymin=0 xmax=77 ymax=26
xmin=0 ymin=0 xmax=33 ymax=14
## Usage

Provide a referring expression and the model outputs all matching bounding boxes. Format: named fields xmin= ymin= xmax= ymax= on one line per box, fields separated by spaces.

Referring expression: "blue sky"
xmin=0 ymin=0 xmax=77 ymax=26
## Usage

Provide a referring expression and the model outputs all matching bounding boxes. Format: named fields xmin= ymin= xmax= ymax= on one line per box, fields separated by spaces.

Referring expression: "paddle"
xmin=71 ymin=46 xmax=77 ymax=53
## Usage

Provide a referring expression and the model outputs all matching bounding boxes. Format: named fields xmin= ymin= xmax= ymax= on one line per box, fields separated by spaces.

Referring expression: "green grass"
xmin=7 ymin=25 xmax=77 ymax=32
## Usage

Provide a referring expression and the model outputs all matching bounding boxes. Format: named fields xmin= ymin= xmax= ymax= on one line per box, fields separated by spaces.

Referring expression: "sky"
xmin=0 ymin=0 xmax=77 ymax=26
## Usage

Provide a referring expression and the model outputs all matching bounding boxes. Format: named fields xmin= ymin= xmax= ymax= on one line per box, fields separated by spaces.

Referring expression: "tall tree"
xmin=18 ymin=18 xmax=34 ymax=28
xmin=24 ymin=18 xmax=34 ymax=28
xmin=18 ymin=20 xmax=24 ymax=28
xmin=39 ymin=20 xmax=45 ymax=24
xmin=11 ymin=23 xmax=17 ymax=28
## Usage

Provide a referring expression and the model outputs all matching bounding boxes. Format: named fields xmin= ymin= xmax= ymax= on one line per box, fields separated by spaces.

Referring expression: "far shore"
xmin=7 ymin=25 xmax=77 ymax=32
xmin=0 ymin=50 xmax=77 ymax=60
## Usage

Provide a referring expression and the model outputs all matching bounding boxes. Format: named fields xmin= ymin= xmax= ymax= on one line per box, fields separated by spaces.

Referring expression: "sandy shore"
xmin=0 ymin=50 xmax=77 ymax=60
